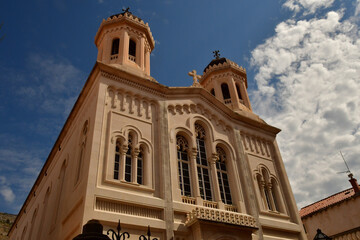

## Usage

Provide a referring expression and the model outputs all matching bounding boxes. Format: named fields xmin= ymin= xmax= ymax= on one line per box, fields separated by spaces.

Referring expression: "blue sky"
xmin=0 ymin=0 xmax=360 ymax=214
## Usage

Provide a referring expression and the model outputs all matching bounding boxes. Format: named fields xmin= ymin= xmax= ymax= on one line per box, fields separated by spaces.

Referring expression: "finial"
xmin=122 ymin=7 xmax=132 ymax=14
xmin=188 ymin=70 xmax=202 ymax=87
xmin=213 ymin=50 xmax=220 ymax=59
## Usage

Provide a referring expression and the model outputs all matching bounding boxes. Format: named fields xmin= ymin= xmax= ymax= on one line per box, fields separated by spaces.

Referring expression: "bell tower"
xmin=199 ymin=51 xmax=252 ymax=112
xmin=94 ymin=8 xmax=155 ymax=76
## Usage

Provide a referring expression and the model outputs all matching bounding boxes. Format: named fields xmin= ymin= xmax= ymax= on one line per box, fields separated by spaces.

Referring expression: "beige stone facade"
xmin=8 ymin=11 xmax=307 ymax=240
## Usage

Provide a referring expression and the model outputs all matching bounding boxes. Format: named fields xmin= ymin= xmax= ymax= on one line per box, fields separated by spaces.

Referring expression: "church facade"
xmin=8 ymin=11 xmax=307 ymax=240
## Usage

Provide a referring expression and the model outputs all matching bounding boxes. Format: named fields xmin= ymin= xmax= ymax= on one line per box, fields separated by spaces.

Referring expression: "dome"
xmin=203 ymin=57 xmax=229 ymax=73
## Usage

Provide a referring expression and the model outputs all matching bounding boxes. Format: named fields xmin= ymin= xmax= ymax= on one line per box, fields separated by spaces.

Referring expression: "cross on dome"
xmin=122 ymin=7 xmax=131 ymax=14
xmin=213 ymin=50 xmax=220 ymax=59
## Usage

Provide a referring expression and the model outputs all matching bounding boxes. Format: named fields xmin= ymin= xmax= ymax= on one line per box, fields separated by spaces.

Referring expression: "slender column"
xmin=132 ymin=147 xmax=140 ymax=183
xmin=240 ymin=80 xmax=252 ymax=110
xmin=213 ymin=82 xmax=223 ymax=103
xmin=259 ymin=180 xmax=267 ymax=210
xmin=145 ymin=50 xmax=150 ymax=75
xmin=229 ymin=78 xmax=241 ymax=110
xmin=119 ymin=145 xmax=128 ymax=181
xmin=190 ymin=148 xmax=202 ymax=205
xmin=139 ymin=37 xmax=145 ymax=70
xmin=267 ymin=183 xmax=276 ymax=211
xmin=209 ymin=153 xmax=223 ymax=209
xmin=120 ymin=30 xmax=129 ymax=65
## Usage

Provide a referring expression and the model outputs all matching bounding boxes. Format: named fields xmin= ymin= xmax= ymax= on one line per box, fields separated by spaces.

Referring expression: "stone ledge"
xmin=185 ymin=207 xmax=257 ymax=228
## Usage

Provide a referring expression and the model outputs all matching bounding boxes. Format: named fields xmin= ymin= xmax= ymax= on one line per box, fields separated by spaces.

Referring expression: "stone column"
xmin=139 ymin=37 xmax=145 ymax=70
xmin=190 ymin=148 xmax=202 ymax=205
xmin=229 ymin=78 xmax=241 ymax=111
xmin=132 ymin=147 xmax=140 ymax=183
xmin=209 ymin=153 xmax=223 ymax=209
xmin=119 ymin=145 xmax=128 ymax=181
xmin=240 ymin=80 xmax=252 ymax=110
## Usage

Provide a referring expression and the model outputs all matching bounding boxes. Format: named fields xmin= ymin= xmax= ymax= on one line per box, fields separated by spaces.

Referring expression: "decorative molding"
xmin=95 ymin=198 xmax=163 ymax=220
xmin=240 ymin=131 xmax=272 ymax=159
xmin=167 ymin=103 xmax=230 ymax=132
xmin=202 ymin=59 xmax=246 ymax=81
xmin=185 ymin=207 xmax=257 ymax=228
xmin=203 ymin=72 xmax=246 ymax=89
xmin=332 ymin=229 xmax=360 ymax=240
xmin=102 ymin=70 xmax=162 ymax=94
xmin=106 ymin=86 xmax=156 ymax=121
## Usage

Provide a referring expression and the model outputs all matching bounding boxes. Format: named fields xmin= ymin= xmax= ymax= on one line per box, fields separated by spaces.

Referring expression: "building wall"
xmin=302 ymin=196 xmax=360 ymax=239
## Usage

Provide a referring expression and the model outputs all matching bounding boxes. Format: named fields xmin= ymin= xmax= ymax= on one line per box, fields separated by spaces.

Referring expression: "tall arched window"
xmin=114 ymin=140 xmax=121 ymax=180
xmin=125 ymin=135 xmax=133 ymax=182
xmin=177 ymin=135 xmax=191 ymax=196
xmin=216 ymin=147 xmax=232 ymax=205
xmin=129 ymin=39 xmax=136 ymax=61
xmin=111 ymin=38 xmax=120 ymax=55
xmin=221 ymin=83 xmax=231 ymax=100
xmin=137 ymin=146 xmax=144 ymax=184
xmin=195 ymin=123 xmax=213 ymax=201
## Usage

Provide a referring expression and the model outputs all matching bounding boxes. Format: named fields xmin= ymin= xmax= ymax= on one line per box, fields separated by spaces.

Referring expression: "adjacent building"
xmin=8 ymin=10 xmax=306 ymax=240
xmin=300 ymin=174 xmax=360 ymax=240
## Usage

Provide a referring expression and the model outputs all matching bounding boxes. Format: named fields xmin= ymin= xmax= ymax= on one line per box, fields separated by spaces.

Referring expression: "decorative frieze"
xmin=167 ymin=103 xmax=230 ymax=131
xmin=95 ymin=198 xmax=163 ymax=220
xmin=240 ymin=131 xmax=272 ymax=159
xmin=106 ymin=87 xmax=155 ymax=121
xmin=185 ymin=207 xmax=257 ymax=228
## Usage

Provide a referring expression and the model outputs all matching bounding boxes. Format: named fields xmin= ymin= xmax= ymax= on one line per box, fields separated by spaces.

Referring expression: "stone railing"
xmin=110 ymin=55 xmax=118 ymax=60
xmin=182 ymin=196 xmax=196 ymax=205
xmin=225 ymin=204 xmax=238 ymax=212
xmin=224 ymin=99 xmax=232 ymax=105
xmin=129 ymin=55 xmax=136 ymax=62
xmin=203 ymin=200 xmax=218 ymax=209
xmin=185 ymin=207 xmax=257 ymax=228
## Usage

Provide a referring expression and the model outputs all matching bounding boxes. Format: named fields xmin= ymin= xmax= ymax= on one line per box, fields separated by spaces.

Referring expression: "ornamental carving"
xmin=195 ymin=123 xmax=206 ymax=139
xmin=185 ymin=207 xmax=257 ymax=228
xmin=216 ymin=147 xmax=227 ymax=162
xmin=176 ymin=136 xmax=189 ymax=151
xmin=240 ymin=131 xmax=272 ymax=159
xmin=167 ymin=103 xmax=230 ymax=132
xmin=106 ymin=86 xmax=156 ymax=121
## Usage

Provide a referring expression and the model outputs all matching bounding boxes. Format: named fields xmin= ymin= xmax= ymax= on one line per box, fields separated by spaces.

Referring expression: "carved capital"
xmin=121 ymin=145 xmax=128 ymax=154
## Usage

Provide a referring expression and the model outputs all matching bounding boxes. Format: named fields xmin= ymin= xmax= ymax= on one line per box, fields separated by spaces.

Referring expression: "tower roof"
xmin=94 ymin=11 xmax=155 ymax=50
xmin=201 ymin=56 xmax=248 ymax=87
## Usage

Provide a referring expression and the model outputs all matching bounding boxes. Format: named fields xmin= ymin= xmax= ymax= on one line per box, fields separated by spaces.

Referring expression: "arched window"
xmin=125 ymin=135 xmax=133 ymax=182
xmin=137 ymin=146 xmax=144 ymax=184
xmin=177 ymin=135 xmax=191 ymax=196
xmin=210 ymin=88 xmax=215 ymax=96
xmin=111 ymin=38 xmax=120 ymax=55
xmin=195 ymin=123 xmax=212 ymax=201
xmin=129 ymin=39 xmax=136 ymax=61
xmin=256 ymin=167 xmax=282 ymax=212
xmin=236 ymin=84 xmax=242 ymax=100
xmin=114 ymin=140 xmax=121 ymax=180
xmin=216 ymin=147 xmax=232 ymax=205
xmin=221 ymin=83 xmax=231 ymax=100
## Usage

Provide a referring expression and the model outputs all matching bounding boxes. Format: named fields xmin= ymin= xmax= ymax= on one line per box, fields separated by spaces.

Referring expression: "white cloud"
xmin=16 ymin=53 xmax=84 ymax=118
xmin=0 ymin=176 xmax=15 ymax=203
xmin=283 ymin=0 xmax=335 ymax=15
xmin=250 ymin=9 xmax=360 ymax=207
